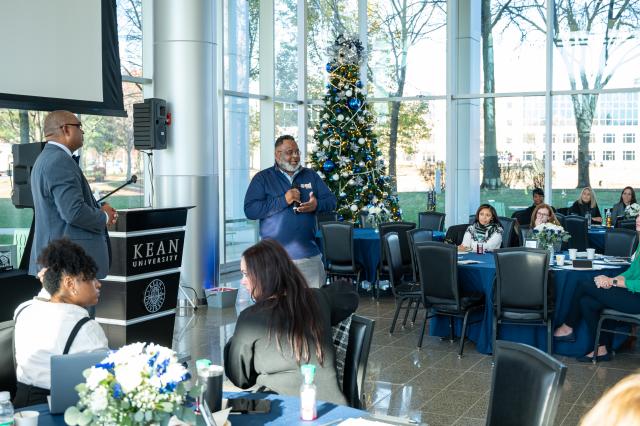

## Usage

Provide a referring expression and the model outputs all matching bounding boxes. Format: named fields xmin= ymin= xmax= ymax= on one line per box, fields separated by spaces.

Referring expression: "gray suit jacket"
xmin=29 ymin=143 xmax=110 ymax=278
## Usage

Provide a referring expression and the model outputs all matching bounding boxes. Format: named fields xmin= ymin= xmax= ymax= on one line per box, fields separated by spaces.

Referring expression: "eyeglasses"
xmin=277 ymin=149 xmax=301 ymax=157
xmin=61 ymin=123 xmax=82 ymax=130
xmin=536 ymin=212 xmax=550 ymax=217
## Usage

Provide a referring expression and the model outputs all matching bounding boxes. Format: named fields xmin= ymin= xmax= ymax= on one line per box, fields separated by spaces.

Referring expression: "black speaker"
xmin=133 ymin=98 xmax=167 ymax=150
xmin=11 ymin=142 xmax=46 ymax=208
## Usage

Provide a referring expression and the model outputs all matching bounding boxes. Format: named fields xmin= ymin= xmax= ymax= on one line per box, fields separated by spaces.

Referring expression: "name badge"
xmin=300 ymin=183 xmax=312 ymax=189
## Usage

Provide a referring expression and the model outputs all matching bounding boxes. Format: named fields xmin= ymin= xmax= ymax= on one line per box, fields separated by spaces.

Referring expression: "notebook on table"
xmin=48 ymin=351 xmax=109 ymax=414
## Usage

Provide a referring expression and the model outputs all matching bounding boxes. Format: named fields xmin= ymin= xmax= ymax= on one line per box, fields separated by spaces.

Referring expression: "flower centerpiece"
xmin=532 ymin=223 xmax=571 ymax=251
xmin=625 ymin=203 xmax=640 ymax=218
xmin=364 ymin=203 xmax=390 ymax=229
xmin=64 ymin=342 xmax=198 ymax=426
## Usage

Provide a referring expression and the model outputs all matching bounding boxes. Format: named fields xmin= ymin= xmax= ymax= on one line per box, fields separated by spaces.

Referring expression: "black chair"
xmin=0 ymin=320 xmax=16 ymax=399
xmin=486 ymin=341 xmax=567 ymax=426
xmin=604 ymin=228 xmax=638 ymax=258
xmin=407 ymin=228 xmax=433 ymax=282
xmin=493 ymin=248 xmax=553 ymax=355
xmin=511 ymin=209 xmax=529 ymax=226
xmin=593 ymin=310 xmax=640 ymax=365
xmin=556 ymin=207 xmax=569 ymax=216
xmin=315 ymin=211 xmax=338 ymax=230
xmin=444 ymin=224 xmax=469 ymax=246
xmin=469 ymin=214 xmax=476 ymax=224
xmin=498 ymin=216 xmax=517 ymax=248
xmin=554 ymin=212 xmax=566 ymax=228
xmin=383 ymin=233 xmax=422 ymax=333
xmin=320 ymin=221 xmax=362 ymax=286
xmin=358 ymin=211 xmax=371 ymax=228
xmin=377 ymin=222 xmax=416 ymax=294
xmin=417 ymin=211 xmax=445 ymax=232
xmin=414 ymin=242 xmax=484 ymax=357
xmin=616 ymin=218 xmax=637 ymax=230
xmin=342 ymin=314 xmax=375 ymax=409
xmin=564 ymin=215 xmax=589 ymax=251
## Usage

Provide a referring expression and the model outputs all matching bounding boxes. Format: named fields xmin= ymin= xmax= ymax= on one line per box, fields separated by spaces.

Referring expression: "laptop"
xmin=48 ymin=351 xmax=109 ymax=414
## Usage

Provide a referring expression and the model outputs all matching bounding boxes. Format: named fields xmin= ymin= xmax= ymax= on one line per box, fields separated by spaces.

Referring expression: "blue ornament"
xmin=323 ymin=160 xmax=335 ymax=172
xmin=326 ymin=63 xmax=333 ymax=72
xmin=348 ymin=98 xmax=362 ymax=110
xmin=356 ymin=80 xmax=363 ymax=88
xmin=331 ymin=88 xmax=337 ymax=93
xmin=326 ymin=84 xmax=331 ymax=89
xmin=349 ymin=155 xmax=355 ymax=161
xmin=366 ymin=155 xmax=372 ymax=161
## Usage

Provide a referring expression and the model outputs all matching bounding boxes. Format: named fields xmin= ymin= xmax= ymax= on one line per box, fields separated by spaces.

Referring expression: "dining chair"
xmin=616 ymin=218 xmax=637 ymax=231
xmin=498 ymin=216 xmax=517 ymax=248
xmin=564 ymin=215 xmax=589 ymax=251
xmin=604 ymin=228 xmax=638 ymax=258
xmin=493 ymin=248 xmax=553 ymax=355
xmin=315 ymin=211 xmax=338 ymax=230
xmin=414 ymin=241 xmax=485 ymax=357
xmin=377 ymin=222 xmax=416 ymax=296
xmin=444 ymin=224 xmax=469 ymax=246
xmin=592 ymin=310 xmax=640 ymax=365
xmin=0 ymin=320 xmax=16 ymax=399
xmin=486 ymin=341 xmax=567 ymax=426
xmin=417 ymin=211 xmax=446 ymax=232
xmin=342 ymin=315 xmax=375 ymax=409
xmin=383 ymin=233 xmax=422 ymax=333
xmin=407 ymin=228 xmax=434 ymax=282
xmin=554 ymin=212 xmax=566 ymax=228
xmin=320 ymin=221 xmax=362 ymax=286
xmin=518 ymin=225 xmax=531 ymax=247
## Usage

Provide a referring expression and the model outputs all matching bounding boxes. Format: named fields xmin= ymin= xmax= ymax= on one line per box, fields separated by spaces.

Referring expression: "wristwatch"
xmin=612 ymin=279 xmax=618 ymax=287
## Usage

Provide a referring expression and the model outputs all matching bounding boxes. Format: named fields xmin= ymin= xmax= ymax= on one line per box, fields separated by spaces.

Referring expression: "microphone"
xmin=97 ymin=175 xmax=138 ymax=203
xmin=291 ymin=183 xmax=301 ymax=213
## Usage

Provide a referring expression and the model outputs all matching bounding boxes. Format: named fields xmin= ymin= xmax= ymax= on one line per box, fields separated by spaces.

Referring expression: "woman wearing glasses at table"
xmin=554 ymin=214 xmax=640 ymax=362
xmin=531 ymin=203 xmax=561 ymax=228
xmin=459 ymin=204 xmax=504 ymax=252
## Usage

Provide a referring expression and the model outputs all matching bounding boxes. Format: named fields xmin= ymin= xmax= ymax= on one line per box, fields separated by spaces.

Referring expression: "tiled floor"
xmin=173 ymin=284 xmax=640 ymax=425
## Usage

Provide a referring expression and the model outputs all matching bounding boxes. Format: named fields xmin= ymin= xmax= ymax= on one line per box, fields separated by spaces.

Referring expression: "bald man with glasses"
xmin=244 ymin=135 xmax=337 ymax=288
xmin=29 ymin=110 xmax=117 ymax=281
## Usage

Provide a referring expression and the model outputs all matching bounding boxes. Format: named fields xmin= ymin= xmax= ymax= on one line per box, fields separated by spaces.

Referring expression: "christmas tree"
xmin=309 ymin=35 xmax=401 ymax=223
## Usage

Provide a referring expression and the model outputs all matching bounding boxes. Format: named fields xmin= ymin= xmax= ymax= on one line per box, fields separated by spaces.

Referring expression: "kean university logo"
xmin=143 ymin=278 xmax=166 ymax=313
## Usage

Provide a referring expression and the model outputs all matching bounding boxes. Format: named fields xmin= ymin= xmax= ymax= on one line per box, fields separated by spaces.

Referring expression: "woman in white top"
xmin=460 ymin=204 xmax=504 ymax=252
xmin=13 ymin=239 xmax=108 ymax=408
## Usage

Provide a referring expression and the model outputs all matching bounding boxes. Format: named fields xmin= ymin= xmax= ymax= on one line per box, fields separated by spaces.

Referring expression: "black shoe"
xmin=577 ymin=352 xmax=612 ymax=363
xmin=554 ymin=332 xmax=576 ymax=343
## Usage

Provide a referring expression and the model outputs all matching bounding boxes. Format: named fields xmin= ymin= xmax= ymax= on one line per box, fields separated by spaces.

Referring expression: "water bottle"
xmin=585 ymin=211 xmax=592 ymax=229
xmin=300 ymin=364 xmax=317 ymax=421
xmin=606 ymin=209 xmax=612 ymax=228
xmin=0 ymin=391 xmax=14 ymax=426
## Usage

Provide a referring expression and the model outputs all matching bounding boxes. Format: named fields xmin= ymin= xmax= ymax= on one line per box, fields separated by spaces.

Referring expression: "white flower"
xmin=625 ymin=203 xmax=640 ymax=217
xmin=331 ymin=174 xmax=339 ymax=181
xmin=89 ymin=386 xmax=109 ymax=412
xmin=350 ymin=205 xmax=358 ymax=212
xmin=358 ymin=138 xmax=365 ymax=145
xmin=115 ymin=362 xmax=143 ymax=393
xmin=345 ymin=90 xmax=352 ymax=97
xmin=337 ymin=114 xmax=344 ymax=121
xmin=86 ymin=367 xmax=110 ymax=390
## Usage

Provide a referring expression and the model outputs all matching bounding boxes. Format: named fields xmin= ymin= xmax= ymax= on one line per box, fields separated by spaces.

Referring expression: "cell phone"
xmin=227 ymin=398 xmax=271 ymax=414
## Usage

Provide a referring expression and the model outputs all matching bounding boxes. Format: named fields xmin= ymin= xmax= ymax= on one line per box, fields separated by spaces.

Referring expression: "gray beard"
xmin=277 ymin=159 xmax=302 ymax=173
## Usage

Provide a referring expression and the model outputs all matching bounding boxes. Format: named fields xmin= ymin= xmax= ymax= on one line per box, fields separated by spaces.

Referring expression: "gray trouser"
xmin=292 ymin=254 xmax=326 ymax=288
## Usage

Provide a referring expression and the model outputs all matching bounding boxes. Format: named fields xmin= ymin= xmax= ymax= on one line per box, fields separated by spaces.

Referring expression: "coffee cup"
xmin=555 ymin=254 xmax=566 ymax=266
xmin=15 ymin=410 xmax=39 ymax=426
xmin=568 ymin=249 xmax=578 ymax=260
xmin=586 ymin=248 xmax=596 ymax=260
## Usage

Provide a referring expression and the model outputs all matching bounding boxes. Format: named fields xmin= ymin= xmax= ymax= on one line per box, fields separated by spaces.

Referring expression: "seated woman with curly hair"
xmin=13 ymin=239 xmax=108 ymax=407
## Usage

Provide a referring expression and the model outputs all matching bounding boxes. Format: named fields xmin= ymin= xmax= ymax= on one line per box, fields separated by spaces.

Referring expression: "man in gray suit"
xmin=29 ymin=110 xmax=118 ymax=279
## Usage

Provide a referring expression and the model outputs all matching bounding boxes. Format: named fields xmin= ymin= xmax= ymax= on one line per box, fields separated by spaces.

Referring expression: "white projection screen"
xmin=0 ymin=0 xmax=125 ymax=116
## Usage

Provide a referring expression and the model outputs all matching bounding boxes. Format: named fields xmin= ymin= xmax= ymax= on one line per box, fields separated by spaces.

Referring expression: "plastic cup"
xmin=15 ymin=411 xmax=39 ymax=426
xmin=568 ymin=249 xmax=578 ymax=260
xmin=555 ymin=254 xmax=565 ymax=266
xmin=586 ymin=248 xmax=596 ymax=260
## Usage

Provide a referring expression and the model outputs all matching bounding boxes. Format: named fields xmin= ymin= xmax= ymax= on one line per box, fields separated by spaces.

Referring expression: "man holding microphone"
xmin=244 ymin=135 xmax=337 ymax=287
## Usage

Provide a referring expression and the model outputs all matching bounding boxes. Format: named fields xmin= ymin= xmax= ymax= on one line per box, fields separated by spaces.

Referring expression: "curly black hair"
xmin=37 ymin=238 xmax=98 ymax=296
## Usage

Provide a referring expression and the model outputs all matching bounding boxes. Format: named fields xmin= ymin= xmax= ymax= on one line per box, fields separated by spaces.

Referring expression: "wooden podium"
xmin=96 ymin=207 xmax=192 ymax=348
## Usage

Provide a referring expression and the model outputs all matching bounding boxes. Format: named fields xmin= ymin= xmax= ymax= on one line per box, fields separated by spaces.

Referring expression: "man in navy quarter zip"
xmin=244 ymin=135 xmax=337 ymax=287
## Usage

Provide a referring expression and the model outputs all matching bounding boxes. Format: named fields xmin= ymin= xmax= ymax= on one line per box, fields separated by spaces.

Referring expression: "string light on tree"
xmin=309 ymin=34 xmax=401 ymax=223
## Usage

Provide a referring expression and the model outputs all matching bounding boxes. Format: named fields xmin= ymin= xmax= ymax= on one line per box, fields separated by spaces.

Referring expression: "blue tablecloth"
xmin=317 ymin=228 xmax=445 ymax=282
xmin=429 ymin=252 xmax=629 ymax=356
xmin=18 ymin=392 xmax=367 ymax=426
